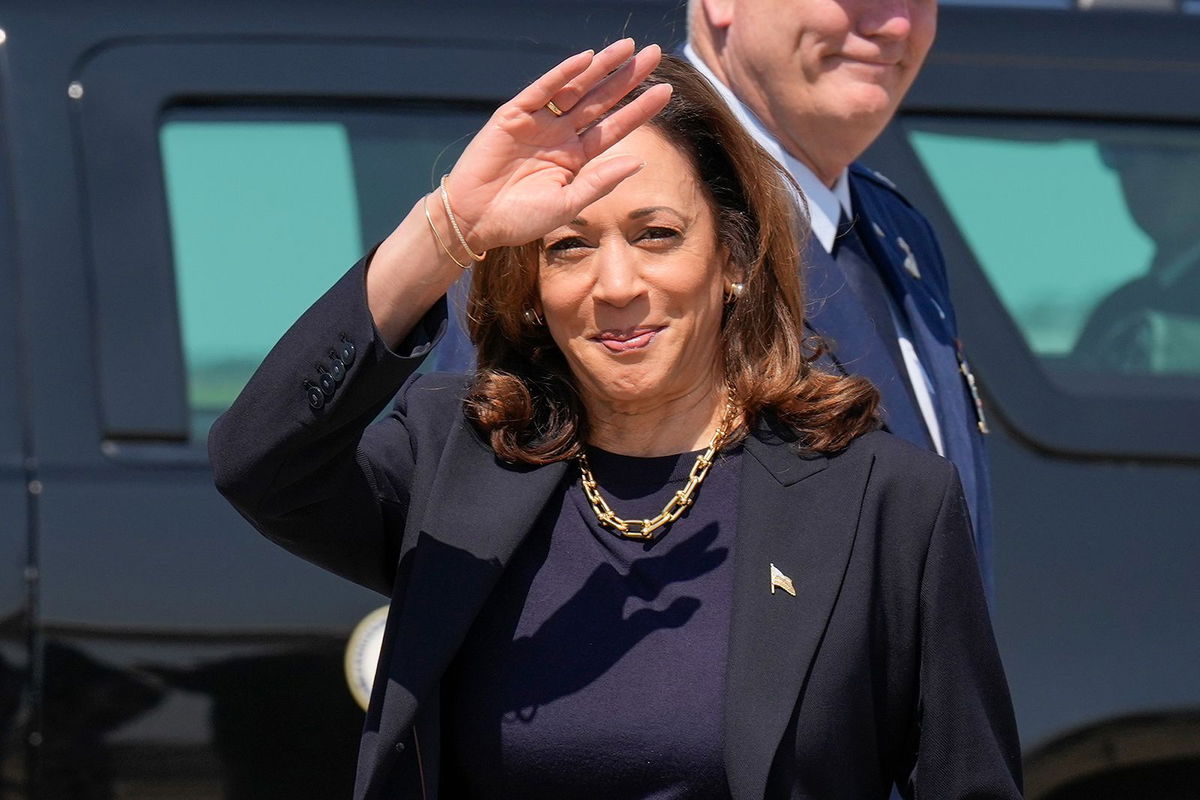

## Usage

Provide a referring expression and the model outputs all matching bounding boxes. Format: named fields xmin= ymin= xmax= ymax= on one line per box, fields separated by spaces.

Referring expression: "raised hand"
xmin=366 ymin=40 xmax=670 ymax=345
xmin=440 ymin=39 xmax=672 ymax=252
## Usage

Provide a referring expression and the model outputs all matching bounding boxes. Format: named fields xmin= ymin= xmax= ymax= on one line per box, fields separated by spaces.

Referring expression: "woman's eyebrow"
xmin=629 ymin=206 xmax=681 ymax=220
xmin=563 ymin=206 xmax=684 ymax=227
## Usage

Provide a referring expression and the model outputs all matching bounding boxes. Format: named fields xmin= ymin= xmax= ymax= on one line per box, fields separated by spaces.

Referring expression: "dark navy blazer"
xmin=210 ymin=260 xmax=1020 ymax=800
xmin=807 ymin=165 xmax=993 ymax=597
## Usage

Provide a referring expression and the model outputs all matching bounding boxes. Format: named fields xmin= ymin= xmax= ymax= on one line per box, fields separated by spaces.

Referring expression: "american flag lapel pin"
xmin=770 ymin=563 xmax=796 ymax=596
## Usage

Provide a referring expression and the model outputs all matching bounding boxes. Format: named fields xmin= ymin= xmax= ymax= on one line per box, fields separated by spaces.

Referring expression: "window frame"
xmin=158 ymin=106 xmax=489 ymax=438
xmin=70 ymin=37 xmax=563 ymax=454
xmin=0 ymin=63 xmax=32 ymax=627
xmin=0 ymin=75 xmax=26 ymax=464
xmin=864 ymin=6 xmax=1200 ymax=459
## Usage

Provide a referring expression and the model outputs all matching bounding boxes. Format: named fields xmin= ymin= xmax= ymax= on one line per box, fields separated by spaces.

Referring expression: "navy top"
xmin=443 ymin=445 xmax=742 ymax=799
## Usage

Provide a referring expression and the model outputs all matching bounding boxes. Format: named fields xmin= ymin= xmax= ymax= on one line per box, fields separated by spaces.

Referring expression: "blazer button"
xmin=338 ymin=338 xmax=356 ymax=366
xmin=318 ymin=372 xmax=336 ymax=397
xmin=328 ymin=358 xmax=346 ymax=382
xmin=305 ymin=384 xmax=325 ymax=410
xmin=394 ymin=742 xmax=405 ymax=754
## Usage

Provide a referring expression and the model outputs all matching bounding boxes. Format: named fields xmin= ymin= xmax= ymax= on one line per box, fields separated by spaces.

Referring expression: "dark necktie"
xmin=832 ymin=211 xmax=911 ymax=380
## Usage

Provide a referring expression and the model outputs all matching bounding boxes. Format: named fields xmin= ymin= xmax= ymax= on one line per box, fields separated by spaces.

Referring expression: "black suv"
xmin=1 ymin=2 xmax=1197 ymax=797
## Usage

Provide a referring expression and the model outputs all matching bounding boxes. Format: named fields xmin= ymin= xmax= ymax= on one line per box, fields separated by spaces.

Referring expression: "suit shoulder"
xmin=850 ymin=161 xmax=950 ymax=289
xmin=849 ymin=162 xmax=920 ymax=209
xmin=406 ymin=370 xmax=471 ymax=396
xmin=395 ymin=371 xmax=471 ymax=421
xmin=844 ymin=429 xmax=959 ymax=495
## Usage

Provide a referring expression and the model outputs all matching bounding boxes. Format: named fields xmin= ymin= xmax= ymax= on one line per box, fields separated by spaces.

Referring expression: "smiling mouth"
xmin=840 ymin=56 xmax=902 ymax=71
xmin=592 ymin=327 xmax=663 ymax=353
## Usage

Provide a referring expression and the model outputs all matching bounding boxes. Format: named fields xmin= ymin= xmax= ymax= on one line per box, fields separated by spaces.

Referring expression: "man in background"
xmin=687 ymin=0 xmax=994 ymax=590
xmin=1074 ymin=140 xmax=1200 ymax=374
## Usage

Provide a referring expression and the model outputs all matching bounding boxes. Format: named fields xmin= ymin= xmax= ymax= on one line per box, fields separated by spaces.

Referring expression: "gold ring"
xmin=545 ymin=100 xmax=564 ymax=117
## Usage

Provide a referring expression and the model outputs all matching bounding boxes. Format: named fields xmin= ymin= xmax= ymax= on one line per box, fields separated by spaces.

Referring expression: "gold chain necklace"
xmin=577 ymin=391 xmax=738 ymax=541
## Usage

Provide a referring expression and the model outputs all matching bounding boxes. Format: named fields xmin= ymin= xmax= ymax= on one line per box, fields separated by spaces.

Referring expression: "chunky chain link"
xmin=577 ymin=391 xmax=737 ymax=541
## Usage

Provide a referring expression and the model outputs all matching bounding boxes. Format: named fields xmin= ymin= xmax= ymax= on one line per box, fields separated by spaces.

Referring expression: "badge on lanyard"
xmin=956 ymin=341 xmax=989 ymax=435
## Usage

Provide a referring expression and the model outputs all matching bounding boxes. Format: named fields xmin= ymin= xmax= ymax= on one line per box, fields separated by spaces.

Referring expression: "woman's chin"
xmin=580 ymin=369 xmax=719 ymax=414
xmin=580 ymin=373 xmax=665 ymax=408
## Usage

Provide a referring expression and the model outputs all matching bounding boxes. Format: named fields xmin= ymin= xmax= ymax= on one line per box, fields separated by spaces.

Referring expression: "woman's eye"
xmin=640 ymin=227 xmax=680 ymax=242
xmin=546 ymin=236 xmax=588 ymax=252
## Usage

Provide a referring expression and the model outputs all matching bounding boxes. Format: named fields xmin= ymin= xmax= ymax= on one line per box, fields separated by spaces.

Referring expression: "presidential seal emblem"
xmin=344 ymin=605 xmax=389 ymax=711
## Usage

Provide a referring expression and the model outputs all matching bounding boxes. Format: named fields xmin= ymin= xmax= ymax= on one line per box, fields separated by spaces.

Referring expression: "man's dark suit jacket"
xmin=806 ymin=165 xmax=994 ymax=597
xmin=210 ymin=259 xmax=1022 ymax=799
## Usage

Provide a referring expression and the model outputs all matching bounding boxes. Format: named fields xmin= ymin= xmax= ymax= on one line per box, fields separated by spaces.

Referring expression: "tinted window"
xmin=906 ymin=118 xmax=1200 ymax=392
xmin=160 ymin=107 xmax=484 ymax=438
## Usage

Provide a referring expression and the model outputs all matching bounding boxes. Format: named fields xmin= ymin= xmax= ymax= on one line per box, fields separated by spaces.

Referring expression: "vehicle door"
xmin=0 ymin=53 xmax=32 ymax=796
xmin=871 ymin=7 xmax=1200 ymax=797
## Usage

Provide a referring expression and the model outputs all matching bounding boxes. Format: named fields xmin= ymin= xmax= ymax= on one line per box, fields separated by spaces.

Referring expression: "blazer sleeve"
xmin=209 ymin=253 xmax=446 ymax=595
xmin=902 ymin=473 xmax=1024 ymax=799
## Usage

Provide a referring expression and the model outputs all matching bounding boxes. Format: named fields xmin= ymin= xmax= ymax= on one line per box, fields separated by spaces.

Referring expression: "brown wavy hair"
xmin=464 ymin=54 xmax=879 ymax=464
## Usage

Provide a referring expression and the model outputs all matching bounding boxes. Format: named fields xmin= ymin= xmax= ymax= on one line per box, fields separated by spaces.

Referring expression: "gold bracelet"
xmin=439 ymin=174 xmax=487 ymax=262
xmin=423 ymin=193 xmax=471 ymax=270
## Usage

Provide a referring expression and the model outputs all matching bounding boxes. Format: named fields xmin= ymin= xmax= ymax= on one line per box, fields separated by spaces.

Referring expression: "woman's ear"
xmin=721 ymin=249 xmax=745 ymax=291
xmin=721 ymin=251 xmax=747 ymax=303
xmin=523 ymin=291 xmax=545 ymax=328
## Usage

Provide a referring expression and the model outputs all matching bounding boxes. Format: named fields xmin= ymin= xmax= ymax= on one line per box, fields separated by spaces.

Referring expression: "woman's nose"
xmin=591 ymin=242 xmax=645 ymax=308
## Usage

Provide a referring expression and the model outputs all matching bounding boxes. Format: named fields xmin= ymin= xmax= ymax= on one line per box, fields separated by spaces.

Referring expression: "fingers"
xmin=564 ymin=43 xmax=662 ymax=127
xmin=543 ymin=38 xmax=636 ymax=116
xmin=511 ymin=38 xmax=657 ymax=122
xmin=511 ymin=49 xmax=596 ymax=113
xmin=562 ymin=155 xmax=648 ymax=212
xmin=579 ymin=82 xmax=673 ymax=158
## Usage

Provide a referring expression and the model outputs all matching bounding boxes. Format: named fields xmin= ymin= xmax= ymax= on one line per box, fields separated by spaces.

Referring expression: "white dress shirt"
xmin=683 ymin=46 xmax=945 ymax=455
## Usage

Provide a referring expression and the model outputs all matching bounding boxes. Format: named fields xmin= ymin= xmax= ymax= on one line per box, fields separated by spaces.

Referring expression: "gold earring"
xmin=725 ymin=282 xmax=745 ymax=302
xmin=523 ymin=308 xmax=544 ymax=326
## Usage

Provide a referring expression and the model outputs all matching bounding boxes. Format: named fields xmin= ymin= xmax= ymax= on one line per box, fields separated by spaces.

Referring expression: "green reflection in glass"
xmin=908 ymin=131 xmax=1153 ymax=356
xmin=161 ymin=122 xmax=362 ymax=432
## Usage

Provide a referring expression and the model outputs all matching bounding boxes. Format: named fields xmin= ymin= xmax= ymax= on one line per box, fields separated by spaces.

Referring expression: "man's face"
xmin=711 ymin=0 xmax=937 ymax=180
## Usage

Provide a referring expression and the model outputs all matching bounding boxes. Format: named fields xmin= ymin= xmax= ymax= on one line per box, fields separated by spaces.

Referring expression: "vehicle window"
xmin=905 ymin=117 xmax=1200 ymax=392
xmin=160 ymin=108 xmax=484 ymax=439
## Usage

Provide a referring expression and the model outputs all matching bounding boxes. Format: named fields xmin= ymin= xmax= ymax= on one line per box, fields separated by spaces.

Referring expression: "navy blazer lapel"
xmin=849 ymin=169 xmax=994 ymax=593
xmin=723 ymin=431 xmax=871 ymax=799
xmin=849 ymin=173 xmax=955 ymax=343
xmin=365 ymin=418 xmax=568 ymax=793
xmin=850 ymin=175 xmax=979 ymax=485
xmin=804 ymin=236 xmax=932 ymax=449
